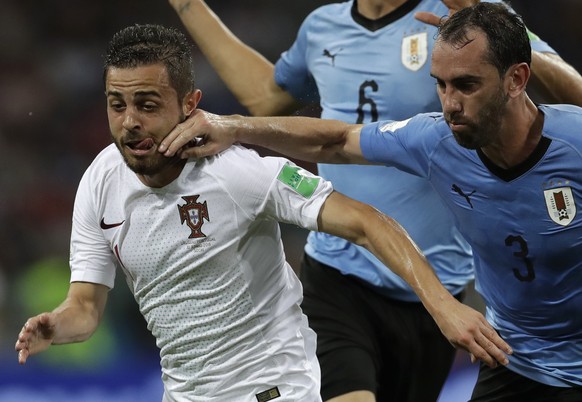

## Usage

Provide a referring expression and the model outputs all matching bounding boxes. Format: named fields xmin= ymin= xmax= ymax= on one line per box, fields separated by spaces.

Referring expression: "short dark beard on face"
xmin=476 ymin=86 xmax=509 ymax=147
xmin=452 ymin=86 xmax=509 ymax=150
xmin=123 ymin=153 xmax=171 ymax=176
xmin=111 ymin=111 xmax=188 ymax=176
xmin=111 ymin=135 xmax=178 ymax=176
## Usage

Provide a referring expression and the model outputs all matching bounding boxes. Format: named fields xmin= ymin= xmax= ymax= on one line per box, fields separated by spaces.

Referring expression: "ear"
xmin=182 ymin=89 xmax=202 ymax=117
xmin=506 ymin=62 xmax=530 ymax=98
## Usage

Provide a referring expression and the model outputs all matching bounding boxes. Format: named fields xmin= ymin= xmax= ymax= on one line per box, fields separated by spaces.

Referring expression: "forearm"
xmin=160 ymin=111 xmax=367 ymax=167
xmin=229 ymin=114 xmax=364 ymax=164
xmin=169 ymin=0 xmax=296 ymax=115
xmin=529 ymin=51 xmax=582 ymax=106
xmin=316 ymin=192 xmax=512 ymax=366
xmin=319 ymin=193 xmax=456 ymax=312
xmin=49 ymin=282 xmax=108 ymax=344
xmin=359 ymin=208 xmax=457 ymax=314
xmin=49 ymin=297 xmax=103 ymax=344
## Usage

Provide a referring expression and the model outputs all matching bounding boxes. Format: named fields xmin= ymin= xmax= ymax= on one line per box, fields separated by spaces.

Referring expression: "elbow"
xmin=246 ymin=103 xmax=272 ymax=117
xmin=245 ymin=87 xmax=300 ymax=117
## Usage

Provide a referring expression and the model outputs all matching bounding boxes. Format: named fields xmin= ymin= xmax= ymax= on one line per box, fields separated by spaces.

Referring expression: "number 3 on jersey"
xmin=505 ymin=235 xmax=535 ymax=282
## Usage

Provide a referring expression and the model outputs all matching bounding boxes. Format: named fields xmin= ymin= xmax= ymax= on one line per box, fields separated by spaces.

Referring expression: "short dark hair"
xmin=103 ymin=24 xmax=195 ymax=100
xmin=437 ymin=2 xmax=531 ymax=77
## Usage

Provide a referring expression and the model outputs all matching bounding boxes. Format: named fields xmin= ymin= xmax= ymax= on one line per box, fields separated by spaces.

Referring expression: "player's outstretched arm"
xmin=15 ymin=282 xmax=108 ymax=364
xmin=415 ymin=1 xmax=582 ymax=105
xmin=167 ymin=0 xmax=298 ymax=116
xmin=159 ymin=109 xmax=367 ymax=164
xmin=528 ymin=51 xmax=582 ymax=106
xmin=317 ymin=191 xmax=513 ymax=368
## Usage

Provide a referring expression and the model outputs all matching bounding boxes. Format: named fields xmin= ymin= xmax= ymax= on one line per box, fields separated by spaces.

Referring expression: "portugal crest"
xmin=401 ymin=32 xmax=428 ymax=72
xmin=178 ymin=195 xmax=210 ymax=238
xmin=544 ymin=187 xmax=576 ymax=226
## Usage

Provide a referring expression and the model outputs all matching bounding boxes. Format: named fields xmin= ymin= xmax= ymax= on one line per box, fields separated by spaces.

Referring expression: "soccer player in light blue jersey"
xmin=160 ymin=3 xmax=582 ymax=401
xmin=163 ymin=1 xmax=582 ymax=401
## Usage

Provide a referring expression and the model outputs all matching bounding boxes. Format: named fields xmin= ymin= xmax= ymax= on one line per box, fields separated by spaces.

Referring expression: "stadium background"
xmin=0 ymin=1 xmax=580 ymax=401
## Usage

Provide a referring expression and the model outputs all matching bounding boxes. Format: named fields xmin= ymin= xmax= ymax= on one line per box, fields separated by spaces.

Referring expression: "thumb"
xmin=37 ymin=313 xmax=57 ymax=338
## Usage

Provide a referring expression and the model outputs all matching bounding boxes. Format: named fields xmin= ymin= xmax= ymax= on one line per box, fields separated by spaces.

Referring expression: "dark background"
xmin=0 ymin=1 xmax=580 ymax=401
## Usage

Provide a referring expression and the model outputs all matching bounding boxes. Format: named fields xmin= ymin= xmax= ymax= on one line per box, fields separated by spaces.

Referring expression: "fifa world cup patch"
xmin=544 ymin=186 xmax=576 ymax=226
xmin=256 ymin=386 xmax=281 ymax=401
xmin=277 ymin=163 xmax=320 ymax=198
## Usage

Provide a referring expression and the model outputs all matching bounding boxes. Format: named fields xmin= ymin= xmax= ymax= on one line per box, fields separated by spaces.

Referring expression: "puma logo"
xmin=451 ymin=184 xmax=475 ymax=209
xmin=322 ymin=48 xmax=343 ymax=66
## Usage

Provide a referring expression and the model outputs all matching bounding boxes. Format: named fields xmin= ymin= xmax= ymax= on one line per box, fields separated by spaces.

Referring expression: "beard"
xmin=447 ymin=87 xmax=509 ymax=150
xmin=112 ymin=113 xmax=186 ymax=176
xmin=112 ymin=132 xmax=183 ymax=176
xmin=122 ymin=149 xmax=181 ymax=176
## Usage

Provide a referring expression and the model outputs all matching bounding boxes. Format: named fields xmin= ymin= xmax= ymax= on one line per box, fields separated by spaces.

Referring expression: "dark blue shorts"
xmin=299 ymin=254 xmax=460 ymax=402
xmin=471 ymin=362 xmax=582 ymax=402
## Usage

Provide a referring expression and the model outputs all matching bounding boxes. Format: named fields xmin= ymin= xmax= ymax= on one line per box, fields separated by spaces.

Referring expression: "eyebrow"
xmin=106 ymin=90 xmax=162 ymax=98
xmin=430 ymin=73 xmax=480 ymax=83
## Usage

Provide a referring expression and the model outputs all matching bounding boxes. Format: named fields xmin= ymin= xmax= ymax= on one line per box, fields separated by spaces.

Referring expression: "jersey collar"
xmin=351 ymin=0 xmax=423 ymax=32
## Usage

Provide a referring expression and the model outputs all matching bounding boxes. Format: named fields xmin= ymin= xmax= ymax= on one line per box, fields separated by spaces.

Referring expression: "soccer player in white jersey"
xmin=161 ymin=0 xmax=582 ymax=401
xmin=156 ymin=3 xmax=582 ymax=401
xmin=14 ymin=23 xmax=509 ymax=402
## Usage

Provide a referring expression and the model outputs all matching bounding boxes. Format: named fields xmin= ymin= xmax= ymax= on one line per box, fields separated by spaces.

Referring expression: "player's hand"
xmin=158 ymin=109 xmax=237 ymax=160
xmin=433 ymin=298 xmax=512 ymax=368
xmin=415 ymin=0 xmax=480 ymax=27
xmin=15 ymin=313 xmax=57 ymax=365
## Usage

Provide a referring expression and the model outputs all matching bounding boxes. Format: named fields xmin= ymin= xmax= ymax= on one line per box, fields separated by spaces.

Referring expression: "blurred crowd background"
xmin=1 ymin=1 xmax=580 ymax=401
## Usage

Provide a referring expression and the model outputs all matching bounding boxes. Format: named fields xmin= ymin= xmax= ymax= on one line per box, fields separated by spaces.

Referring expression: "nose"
xmin=441 ymin=91 xmax=462 ymax=115
xmin=122 ymin=108 xmax=141 ymax=131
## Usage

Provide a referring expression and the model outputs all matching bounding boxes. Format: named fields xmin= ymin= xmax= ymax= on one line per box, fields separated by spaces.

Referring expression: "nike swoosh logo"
xmin=100 ymin=218 xmax=125 ymax=230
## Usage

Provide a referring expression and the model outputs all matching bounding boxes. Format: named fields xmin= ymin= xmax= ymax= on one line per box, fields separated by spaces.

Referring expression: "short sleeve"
xmin=274 ymin=15 xmax=320 ymax=104
xmin=69 ymin=167 xmax=117 ymax=289
xmin=213 ymin=146 xmax=333 ymax=231
xmin=360 ymin=113 xmax=445 ymax=178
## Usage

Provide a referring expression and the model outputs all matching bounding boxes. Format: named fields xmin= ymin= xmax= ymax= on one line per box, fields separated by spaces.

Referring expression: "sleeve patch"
xmin=277 ymin=163 xmax=320 ymax=198
xmin=380 ymin=118 xmax=411 ymax=133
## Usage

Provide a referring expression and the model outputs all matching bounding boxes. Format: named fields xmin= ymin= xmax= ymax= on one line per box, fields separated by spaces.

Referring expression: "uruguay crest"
xmin=544 ymin=186 xmax=576 ymax=226
xmin=178 ymin=195 xmax=210 ymax=238
xmin=401 ymin=32 xmax=428 ymax=71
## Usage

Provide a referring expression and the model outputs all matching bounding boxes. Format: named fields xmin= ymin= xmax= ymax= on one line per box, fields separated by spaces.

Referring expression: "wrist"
xmin=231 ymin=115 xmax=248 ymax=144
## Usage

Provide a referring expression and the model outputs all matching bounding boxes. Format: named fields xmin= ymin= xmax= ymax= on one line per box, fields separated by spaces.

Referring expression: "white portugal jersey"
xmin=70 ymin=144 xmax=332 ymax=401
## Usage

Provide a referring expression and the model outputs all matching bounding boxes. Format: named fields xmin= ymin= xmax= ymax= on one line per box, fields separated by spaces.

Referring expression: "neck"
xmin=480 ymin=98 xmax=542 ymax=169
xmin=137 ymin=158 xmax=187 ymax=188
xmin=356 ymin=0 xmax=408 ymax=19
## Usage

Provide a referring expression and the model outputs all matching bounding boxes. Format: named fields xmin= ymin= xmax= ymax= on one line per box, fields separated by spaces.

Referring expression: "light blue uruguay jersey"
xmin=274 ymin=0 xmax=557 ymax=301
xmin=360 ymin=104 xmax=582 ymax=387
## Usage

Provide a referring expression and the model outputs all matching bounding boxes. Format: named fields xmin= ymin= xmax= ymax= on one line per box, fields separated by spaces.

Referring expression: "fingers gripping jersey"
xmin=70 ymin=144 xmax=332 ymax=401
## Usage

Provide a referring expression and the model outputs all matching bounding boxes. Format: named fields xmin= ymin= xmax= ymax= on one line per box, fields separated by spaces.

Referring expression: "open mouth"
xmin=125 ymin=138 xmax=156 ymax=155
